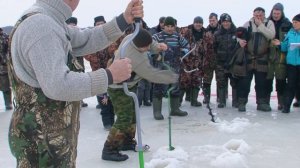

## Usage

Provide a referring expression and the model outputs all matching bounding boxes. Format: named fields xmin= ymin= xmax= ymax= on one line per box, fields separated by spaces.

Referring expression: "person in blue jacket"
xmin=273 ymin=14 xmax=300 ymax=113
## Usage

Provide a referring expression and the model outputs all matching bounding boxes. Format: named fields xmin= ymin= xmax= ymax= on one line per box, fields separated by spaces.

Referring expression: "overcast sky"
xmin=0 ymin=0 xmax=298 ymax=28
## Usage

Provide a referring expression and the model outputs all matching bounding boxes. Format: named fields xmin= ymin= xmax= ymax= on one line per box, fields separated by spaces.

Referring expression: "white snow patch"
xmin=214 ymin=117 xmax=257 ymax=134
xmin=146 ymin=146 xmax=188 ymax=168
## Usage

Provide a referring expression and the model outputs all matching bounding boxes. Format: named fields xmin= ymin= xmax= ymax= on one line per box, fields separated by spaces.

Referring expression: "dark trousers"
xmin=266 ymin=78 xmax=286 ymax=96
xmin=285 ymin=65 xmax=300 ymax=109
xmin=137 ymin=79 xmax=151 ymax=105
xmin=98 ymin=96 xmax=115 ymax=127
xmin=238 ymin=70 xmax=268 ymax=102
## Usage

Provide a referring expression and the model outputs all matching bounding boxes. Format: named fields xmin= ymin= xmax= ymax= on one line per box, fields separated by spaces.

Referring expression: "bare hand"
xmin=272 ymin=39 xmax=281 ymax=46
xmin=107 ymin=58 xmax=132 ymax=83
xmin=239 ymin=40 xmax=247 ymax=48
xmin=157 ymin=43 xmax=168 ymax=51
xmin=254 ymin=18 xmax=262 ymax=26
xmin=101 ymin=97 xmax=108 ymax=105
xmin=124 ymin=0 xmax=144 ymax=24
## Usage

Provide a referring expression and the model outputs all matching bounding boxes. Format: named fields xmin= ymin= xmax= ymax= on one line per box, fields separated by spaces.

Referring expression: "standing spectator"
xmin=180 ymin=16 xmax=214 ymax=107
xmin=149 ymin=17 xmax=165 ymax=35
xmin=204 ymin=12 xmax=219 ymax=104
xmin=84 ymin=15 xmax=116 ymax=130
xmin=272 ymin=14 xmax=300 ymax=113
xmin=7 ymin=0 xmax=142 ymax=167
xmin=0 ymin=28 xmax=12 ymax=110
xmin=66 ymin=16 xmax=88 ymax=107
xmin=238 ymin=7 xmax=275 ymax=112
xmin=214 ymin=13 xmax=238 ymax=108
xmin=267 ymin=3 xmax=292 ymax=110
xmin=152 ymin=16 xmax=190 ymax=120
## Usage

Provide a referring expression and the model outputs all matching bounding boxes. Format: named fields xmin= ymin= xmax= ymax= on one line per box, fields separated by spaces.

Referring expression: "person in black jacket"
xmin=214 ymin=13 xmax=238 ymax=108
xmin=266 ymin=3 xmax=292 ymax=110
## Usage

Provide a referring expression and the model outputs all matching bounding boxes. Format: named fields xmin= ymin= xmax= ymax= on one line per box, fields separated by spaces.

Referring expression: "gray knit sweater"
xmin=109 ymin=34 xmax=178 ymax=89
xmin=11 ymin=0 xmax=126 ymax=101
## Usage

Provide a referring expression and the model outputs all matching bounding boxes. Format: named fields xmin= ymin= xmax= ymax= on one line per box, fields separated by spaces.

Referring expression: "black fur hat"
xmin=66 ymin=17 xmax=77 ymax=25
xmin=236 ymin=27 xmax=249 ymax=40
xmin=133 ymin=29 xmax=153 ymax=48
xmin=94 ymin=16 xmax=106 ymax=26
xmin=293 ymin=14 xmax=300 ymax=22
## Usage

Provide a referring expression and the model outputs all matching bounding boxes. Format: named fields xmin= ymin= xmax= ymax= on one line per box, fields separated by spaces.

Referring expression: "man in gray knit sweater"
xmin=8 ymin=0 xmax=143 ymax=167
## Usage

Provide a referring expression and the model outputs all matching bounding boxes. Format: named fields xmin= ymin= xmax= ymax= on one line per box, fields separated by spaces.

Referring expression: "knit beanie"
xmin=272 ymin=3 xmax=284 ymax=11
xmin=159 ymin=16 xmax=166 ymax=23
xmin=209 ymin=12 xmax=218 ymax=19
xmin=164 ymin=16 xmax=176 ymax=26
xmin=133 ymin=29 xmax=153 ymax=48
xmin=65 ymin=17 xmax=77 ymax=25
xmin=194 ymin=16 xmax=203 ymax=23
xmin=94 ymin=16 xmax=106 ymax=26
xmin=220 ymin=13 xmax=232 ymax=23
xmin=292 ymin=14 xmax=300 ymax=22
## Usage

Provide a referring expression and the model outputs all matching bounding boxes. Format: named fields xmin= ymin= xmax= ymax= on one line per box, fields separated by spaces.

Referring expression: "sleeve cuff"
xmin=89 ymin=69 xmax=109 ymax=95
xmin=116 ymin=13 xmax=130 ymax=32
xmin=105 ymin=69 xmax=113 ymax=85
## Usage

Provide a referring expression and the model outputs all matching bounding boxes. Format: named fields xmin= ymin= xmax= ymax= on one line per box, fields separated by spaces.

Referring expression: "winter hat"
xmin=220 ymin=13 xmax=232 ymax=22
xmin=292 ymin=14 xmax=300 ymax=22
xmin=194 ymin=16 xmax=203 ymax=23
xmin=133 ymin=28 xmax=153 ymax=48
xmin=159 ymin=16 xmax=166 ymax=23
xmin=236 ymin=27 xmax=249 ymax=40
xmin=164 ymin=16 xmax=176 ymax=26
xmin=94 ymin=16 xmax=106 ymax=26
xmin=209 ymin=12 xmax=218 ymax=19
xmin=272 ymin=3 xmax=284 ymax=11
xmin=65 ymin=17 xmax=77 ymax=25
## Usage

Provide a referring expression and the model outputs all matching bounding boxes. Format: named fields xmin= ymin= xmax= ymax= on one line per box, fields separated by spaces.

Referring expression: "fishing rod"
xmin=119 ymin=18 xmax=145 ymax=168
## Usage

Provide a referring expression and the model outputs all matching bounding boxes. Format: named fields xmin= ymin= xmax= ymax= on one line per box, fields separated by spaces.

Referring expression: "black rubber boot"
xmin=152 ymin=97 xmax=164 ymax=120
xmin=3 ymin=90 xmax=13 ymax=110
xmin=170 ymin=97 xmax=188 ymax=116
xmin=277 ymin=94 xmax=284 ymax=110
xmin=238 ymin=98 xmax=247 ymax=112
xmin=257 ymin=98 xmax=272 ymax=112
xmin=232 ymin=89 xmax=238 ymax=108
xmin=217 ymin=88 xmax=226 ymax=108
xmin=185 ymin=88 xmax=191 ymax=102
xmin=102 ymin=141 xmax=129 ymax=161
xmin=202 ymin=83 xmax=211 ymax=104
xmin=191 ymin=87 xmax=202 ymax=107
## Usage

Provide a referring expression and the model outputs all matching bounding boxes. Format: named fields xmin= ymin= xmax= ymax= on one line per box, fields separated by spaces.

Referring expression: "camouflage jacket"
xmin=84 ymin=42 xmax=118 ymax=71
xmin=179 ymin=26 xmax=214 ymax=87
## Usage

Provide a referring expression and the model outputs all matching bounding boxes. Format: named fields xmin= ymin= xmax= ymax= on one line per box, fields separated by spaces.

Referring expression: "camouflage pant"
xmin=9 ymin=93 xmax=80 ymax=168
xmin=106 ymin=87 xmax=137 ymax=149
xmin=203 ymin=65 xmax=215 ymax=84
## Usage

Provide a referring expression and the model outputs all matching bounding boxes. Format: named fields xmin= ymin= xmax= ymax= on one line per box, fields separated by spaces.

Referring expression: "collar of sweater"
xmin=29 ymin=0 xmax=72 ymax=25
